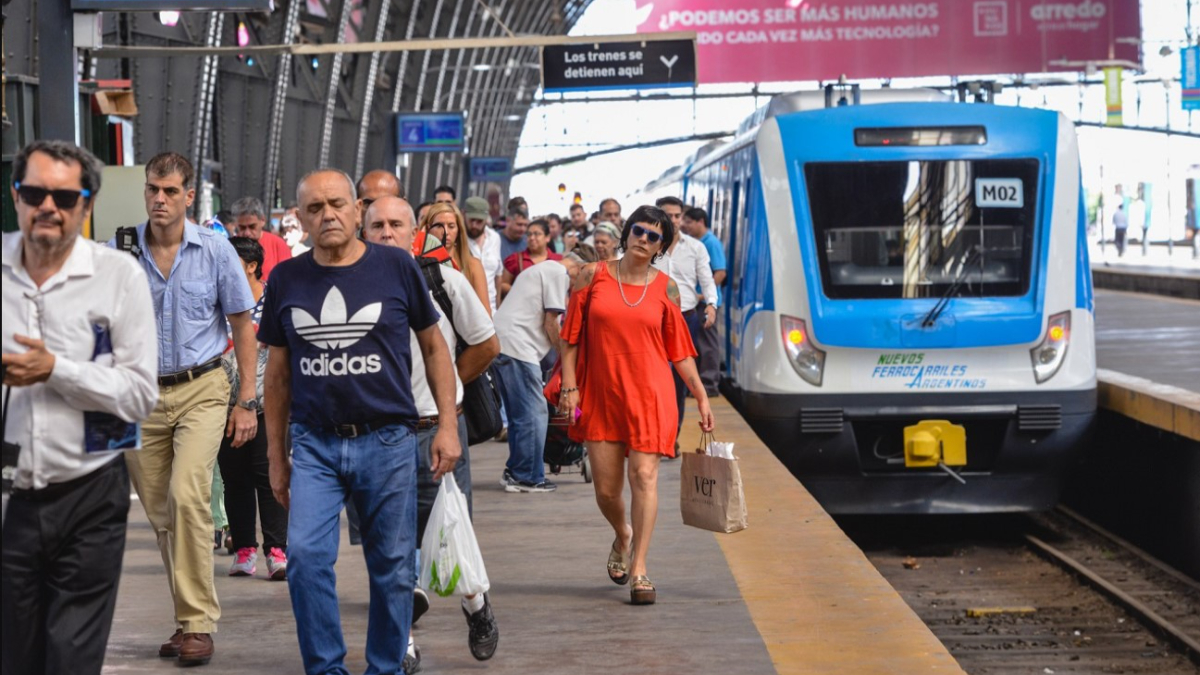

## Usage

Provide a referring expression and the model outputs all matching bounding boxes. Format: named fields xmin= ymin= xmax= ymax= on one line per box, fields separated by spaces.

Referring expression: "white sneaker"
xmin=265 ymin=547 xmax=288 ymax=581
xmin=229 ymin=547 xmax=258 ymax=577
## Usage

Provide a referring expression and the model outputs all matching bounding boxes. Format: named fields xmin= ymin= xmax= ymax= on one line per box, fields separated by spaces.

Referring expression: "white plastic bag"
xmin=418 ymin=474 xmax=490 ymax=597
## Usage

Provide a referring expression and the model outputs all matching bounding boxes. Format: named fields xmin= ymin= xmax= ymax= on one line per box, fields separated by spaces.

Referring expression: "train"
xmin=638 ymin=87 xmax=1098 ymax=513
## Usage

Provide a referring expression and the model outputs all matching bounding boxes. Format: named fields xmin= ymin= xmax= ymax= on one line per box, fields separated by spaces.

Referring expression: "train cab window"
xmin=804 ymin=159 xmax=1038 ymax=300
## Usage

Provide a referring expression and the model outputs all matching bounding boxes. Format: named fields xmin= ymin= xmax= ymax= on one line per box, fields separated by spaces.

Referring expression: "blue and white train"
xmin=658 ymin=89 xmax=1097 ymax=513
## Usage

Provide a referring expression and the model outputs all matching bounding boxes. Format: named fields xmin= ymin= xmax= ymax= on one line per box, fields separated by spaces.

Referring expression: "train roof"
xmin=735 ymin=87 xmax=950 ymax=136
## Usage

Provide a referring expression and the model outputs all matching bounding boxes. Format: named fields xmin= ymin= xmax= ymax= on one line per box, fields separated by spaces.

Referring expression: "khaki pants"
xmin=126 ymin=367 xmax=229 ymax=634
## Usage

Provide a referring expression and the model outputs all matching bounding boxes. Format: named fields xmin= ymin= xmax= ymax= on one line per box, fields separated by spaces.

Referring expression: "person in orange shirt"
xmin=558 ymin=205 xmax=715 ymax=606
xmin=231 ymin=197 xmax=291 ymax=281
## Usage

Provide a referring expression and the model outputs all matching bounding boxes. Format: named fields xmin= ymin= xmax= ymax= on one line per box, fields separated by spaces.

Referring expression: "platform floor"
xmin=102 ymin=398 xmax=962 ymax=674
xmin=1094 ymin=289 xmax=1200 ymax=393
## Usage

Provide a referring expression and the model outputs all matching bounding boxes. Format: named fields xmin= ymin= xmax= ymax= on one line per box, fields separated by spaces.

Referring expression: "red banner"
xmin=635 ymin=1 xmax=1140 ymax=84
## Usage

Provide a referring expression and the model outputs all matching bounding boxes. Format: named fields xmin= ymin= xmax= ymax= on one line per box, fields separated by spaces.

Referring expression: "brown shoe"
xmin=158 ymin=629 xmax=184 ymax=658
xmin=178 ymin=633 xmax=214 ymax=666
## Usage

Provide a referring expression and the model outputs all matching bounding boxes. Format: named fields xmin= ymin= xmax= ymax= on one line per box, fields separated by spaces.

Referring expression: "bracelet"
xmin=561 ymin=387 xmax=578 ymax=394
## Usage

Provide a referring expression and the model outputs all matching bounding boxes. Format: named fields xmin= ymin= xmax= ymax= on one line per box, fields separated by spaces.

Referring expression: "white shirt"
xmin=493 ymin=261 xmax=569 ymax=364
xmin=653 ymin=234 xmax=718 ymax=312
xmin=408 ymin=265 xmax=496 ymax=417
xmin=468 ymin=227 xmax=503 ymax=312
xmin=2 ymin=233 xmax=159 ymax=490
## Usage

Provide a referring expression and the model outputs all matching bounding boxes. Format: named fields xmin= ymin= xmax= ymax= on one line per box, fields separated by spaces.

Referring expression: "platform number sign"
xmin=394 ymin=112 xmax=466 ymax=154
xmin=975 ymin=178 xmax=1024 ymax=208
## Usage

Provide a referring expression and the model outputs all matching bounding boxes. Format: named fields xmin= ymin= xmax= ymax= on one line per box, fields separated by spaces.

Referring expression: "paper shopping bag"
xmin=680 ymin=449 xmax=748 ymax=534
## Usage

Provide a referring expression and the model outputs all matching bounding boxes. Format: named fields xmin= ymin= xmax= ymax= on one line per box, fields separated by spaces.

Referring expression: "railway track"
xmin=839 ymin=510 xmax=1200 ymax=675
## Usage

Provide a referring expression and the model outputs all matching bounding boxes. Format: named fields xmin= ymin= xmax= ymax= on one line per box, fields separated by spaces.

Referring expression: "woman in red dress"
xmin=558 ymin=205 xmax=715 ymax=605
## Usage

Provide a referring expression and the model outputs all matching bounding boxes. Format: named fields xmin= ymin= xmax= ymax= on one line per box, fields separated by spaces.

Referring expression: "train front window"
xmin=804 ymin=159 xmax=1038 ymax=300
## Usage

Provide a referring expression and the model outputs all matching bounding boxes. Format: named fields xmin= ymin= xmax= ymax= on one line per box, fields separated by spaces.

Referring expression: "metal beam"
xmin=262 ymin=0 xmax=303 ymax=208
xmin=351 ymin=0 xmax=393 ymax=178
xmin=318 ymin=0 xmax=355 ymax=166
xmin=91 ymin=31 xmax=698 ymax=58
xmin=38 ymin=0 xmax=80 ymax=141
xmin=190 ymin=11 xmax=224 ymax=215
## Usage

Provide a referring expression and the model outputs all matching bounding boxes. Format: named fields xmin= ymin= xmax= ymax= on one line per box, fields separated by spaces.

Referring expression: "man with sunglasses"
xmin=3 ymin=140 xmax=159 ymax=675
xmin=652 ymin=196 xmax=718 ymax=453
xmin=116 ymin=152 xmax=258 ymax=666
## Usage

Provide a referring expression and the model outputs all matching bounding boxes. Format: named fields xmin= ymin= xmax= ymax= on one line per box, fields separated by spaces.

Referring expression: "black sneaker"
xmin=412 ymin=588 xmax=430 ymax=626
xmin=499 ymin=469 xmax=522 ymax=493
xmin=402 ymin=643 xmax=421 ymax=674
xmin=514 ymin=479 xmax=557 ymax=493
xmin=463 ymin=593 xmax=499 ymax=661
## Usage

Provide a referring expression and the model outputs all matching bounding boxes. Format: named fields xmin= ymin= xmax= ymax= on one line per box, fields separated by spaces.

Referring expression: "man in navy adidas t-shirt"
xmin=259 ymin=169 xmax=460 ymax=675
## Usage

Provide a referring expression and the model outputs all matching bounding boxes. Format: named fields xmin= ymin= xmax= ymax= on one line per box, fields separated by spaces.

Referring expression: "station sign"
xmin=467 ymin=157 xmax=513 ymax=182
xmin=1183 ymin=46 xmax=1200 ymax=112
xmin=71 ymin=0 xmax=271 ymax=9
xmin=635 ymin=0 xmax=1140 ymax=83
xmin=395 ymin=112 xmax=466 ymax=154
xmin=541 ymin=39 xmax=696 ymax=93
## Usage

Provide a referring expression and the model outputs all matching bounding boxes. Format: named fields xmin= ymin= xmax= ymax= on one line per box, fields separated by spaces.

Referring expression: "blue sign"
xmin=1183 ymin=46 xmax=1200 ymax=111
xmin=395 ymin=112 xmax=466 ymax=154
xmin=468 ymin=157 xmax=513 ymax=182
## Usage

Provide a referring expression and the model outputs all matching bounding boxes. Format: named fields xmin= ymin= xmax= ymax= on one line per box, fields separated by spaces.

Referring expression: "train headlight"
xmin=780 ymin=315 xmax=826 ymax=386
xmin=1030 ymin=311 xmax=1071 ymax=384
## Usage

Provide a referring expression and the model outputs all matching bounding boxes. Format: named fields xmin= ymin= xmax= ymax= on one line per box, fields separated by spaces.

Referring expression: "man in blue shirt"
xmin=119 ymin=152 xmax=258 ymax=666
xmin=684 ymin=207 xmax=726 ymax=396
xmin=261 ymin=169 xmax=460 ymax=675
xmin=498 ymin=205 xmax=529 ymax=264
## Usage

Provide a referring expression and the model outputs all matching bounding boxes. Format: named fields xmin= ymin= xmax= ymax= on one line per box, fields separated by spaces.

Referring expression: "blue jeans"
xmin=493 ymin=354 xmax=548 ymax=484
xmin=288 ymin=422 xmax=418 ymax=675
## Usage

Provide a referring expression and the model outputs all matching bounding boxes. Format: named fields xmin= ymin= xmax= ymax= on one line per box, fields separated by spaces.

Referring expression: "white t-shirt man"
xmin=653 ymin=233 xmax=717 ymax=312
xmin=493 ymin=261 xmax=569 ymax=365
xmin=468 ymin=227 xmax=503 ymax=312
xmin=408 ymin=265 xmax=496 ymax=416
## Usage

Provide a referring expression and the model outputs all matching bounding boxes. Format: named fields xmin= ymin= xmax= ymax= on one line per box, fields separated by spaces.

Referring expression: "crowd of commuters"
xmin=1 ymin=138 xmax=725 ymax=675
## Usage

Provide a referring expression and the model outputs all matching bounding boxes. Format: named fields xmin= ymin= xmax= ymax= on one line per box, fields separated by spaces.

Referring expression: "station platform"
xmin=1088 ymin=241 xmax=1200 ymax=300
xmin=102 ymin=397 xmax=963 ymax=675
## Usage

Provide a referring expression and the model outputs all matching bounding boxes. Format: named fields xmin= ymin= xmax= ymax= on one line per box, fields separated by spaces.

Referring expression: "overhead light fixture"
xmin=504 ymin=114 xmax=521 ymax=121
xmin=237 ymin=21 xmax=251 ymax=47
xmin=159 ymin=11 xmax=181 ymax=26
xmin=472 ymin=64 xmax=492 ymax=71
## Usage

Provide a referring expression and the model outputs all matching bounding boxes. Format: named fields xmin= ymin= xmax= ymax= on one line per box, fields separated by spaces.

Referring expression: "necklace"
xmin=615 ymin=257 xmax=651 ymax=308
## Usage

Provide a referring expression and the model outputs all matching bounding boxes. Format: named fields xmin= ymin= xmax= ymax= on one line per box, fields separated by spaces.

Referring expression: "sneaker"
xmin=494 ymin=427 xmax=508 ymax=442
xmin=516 ymin=479 xmax=557 ymax=493
xmin=265 ymin=547 xmax=288 ymax=581
xmin=229 ymin=547 xmax=257 ymax=577
xmin=402 ymin=641 xmax=421 ymax=674
xmin=463 ymin=593 xmax=499 ymax=661
xmin=413 ymin=587 xmax=430 ymax=625
xmin=499 ymin=469 xmax=522 ymax=493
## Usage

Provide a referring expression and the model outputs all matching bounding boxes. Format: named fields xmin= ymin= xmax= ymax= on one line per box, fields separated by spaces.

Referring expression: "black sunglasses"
xmin=630 ymin=224 xmax=662 ymax=244
xmin=14 ymin=182 xmax=92 ymax=209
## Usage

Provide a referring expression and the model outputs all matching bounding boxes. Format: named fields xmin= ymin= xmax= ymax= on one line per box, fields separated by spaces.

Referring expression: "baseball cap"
xmin=463 ymin=196 xmax=490 ymax=221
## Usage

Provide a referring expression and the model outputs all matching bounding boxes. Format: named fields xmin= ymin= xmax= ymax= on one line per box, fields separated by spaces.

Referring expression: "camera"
xmin=115 ymin=227 xmax=142 ymax=259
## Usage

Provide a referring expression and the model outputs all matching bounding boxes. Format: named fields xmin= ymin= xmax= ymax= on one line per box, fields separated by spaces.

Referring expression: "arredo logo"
xmin=1030 ymin=0 xmax=1106 ymax=21
xmin=294 ymin=287 xmax=383 ymax=377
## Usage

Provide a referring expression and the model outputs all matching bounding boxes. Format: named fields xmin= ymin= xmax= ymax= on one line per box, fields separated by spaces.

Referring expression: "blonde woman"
xmin=421 ymin=202 xmax=492 ymax=316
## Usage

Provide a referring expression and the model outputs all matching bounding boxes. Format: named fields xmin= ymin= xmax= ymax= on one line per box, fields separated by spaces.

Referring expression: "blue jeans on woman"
xmin=287 ymin=422 xmax=418 ymax=675
xmin=493 ymin=354 xmax=548 ymax=485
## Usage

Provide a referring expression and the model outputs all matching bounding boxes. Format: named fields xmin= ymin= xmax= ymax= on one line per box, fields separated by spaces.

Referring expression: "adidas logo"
xmin=294 ymin=287 xmax=384 ymax=377
xmin=292 ymin=286 xmax=381 ymax=350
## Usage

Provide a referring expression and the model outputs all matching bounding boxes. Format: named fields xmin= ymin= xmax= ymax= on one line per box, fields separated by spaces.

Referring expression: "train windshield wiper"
xmin=920 ymin=246 xmax=982 ymax=328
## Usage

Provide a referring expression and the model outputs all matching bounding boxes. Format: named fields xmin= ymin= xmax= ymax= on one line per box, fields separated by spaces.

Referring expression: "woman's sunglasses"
xmin=631 ymin=224 xmax=662 ymax=244
xmin=14 ymin=182 xmax=92 ymax=209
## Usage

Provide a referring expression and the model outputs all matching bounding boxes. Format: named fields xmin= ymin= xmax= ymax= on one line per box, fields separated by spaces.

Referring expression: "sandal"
xmin=607 ymin=538 xmax=631 ymax=585
xmin=630 ymin=575 xmax=656 ymax=605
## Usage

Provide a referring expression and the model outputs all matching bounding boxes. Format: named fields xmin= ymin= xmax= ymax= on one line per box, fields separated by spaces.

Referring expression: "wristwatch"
xmin=237 ymin=398 xmax=259 ymax=412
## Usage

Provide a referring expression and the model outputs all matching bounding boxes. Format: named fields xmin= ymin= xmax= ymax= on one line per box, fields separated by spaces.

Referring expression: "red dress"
xmin=561 ymin=262 xmax=697 ymax=457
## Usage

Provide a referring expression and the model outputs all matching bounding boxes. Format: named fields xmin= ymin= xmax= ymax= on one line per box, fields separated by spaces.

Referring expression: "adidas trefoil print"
xmin=294 ymin=286 xmax=384 ymax=377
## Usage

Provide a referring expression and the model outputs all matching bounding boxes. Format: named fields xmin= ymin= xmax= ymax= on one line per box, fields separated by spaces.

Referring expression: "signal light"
xmin=780 ymin=315 xmax=825 ymax=386
xmin=787 ymin=329 xmax=805 ymax=345
xmin=573 ymin=191 xmax=582 ymax=204
xmin=1030 ymin=311 xmax=1071 ymax=384
xmin=1048 ymin=325 xmax=1065 ymax=342
xmin=237 ymin=21 xmax=250 ymax=47
xmin=558 ymin=183 xmax=566 ymax=194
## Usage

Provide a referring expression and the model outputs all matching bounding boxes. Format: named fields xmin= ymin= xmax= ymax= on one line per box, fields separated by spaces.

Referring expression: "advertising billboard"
xmin=634 ymin=0 xmax=1141 ymax=84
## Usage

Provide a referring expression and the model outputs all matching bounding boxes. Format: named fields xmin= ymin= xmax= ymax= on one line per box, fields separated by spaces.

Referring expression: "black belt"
xmin=415 ymin=405 xmax=463 ymax=430
xmin=328 ymin=415 xmax=410 ymax=439
xmin=681 ymin=308 xmax=698 ymax=317
xmin=158 ymin=357 xmax=222 ymax=387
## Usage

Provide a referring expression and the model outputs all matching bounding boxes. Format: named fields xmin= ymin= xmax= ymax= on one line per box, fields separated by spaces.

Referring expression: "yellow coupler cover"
xmin=904 ymin=420 xmax=967 ymax=468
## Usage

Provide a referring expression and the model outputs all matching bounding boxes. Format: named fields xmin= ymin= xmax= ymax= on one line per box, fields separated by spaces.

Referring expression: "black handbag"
xmin=419 ymin=259 xmax=503 ymax=445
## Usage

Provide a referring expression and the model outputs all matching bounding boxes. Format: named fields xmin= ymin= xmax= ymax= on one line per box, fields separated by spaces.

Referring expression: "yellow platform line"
xmin=1098 ymin=368 xmax=1200 ymax=441
xmin=679 ymin=398 xmax=965 ymax=675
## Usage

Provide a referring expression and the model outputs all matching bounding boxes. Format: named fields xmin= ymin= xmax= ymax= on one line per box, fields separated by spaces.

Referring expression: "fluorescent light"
xmin=159 ymin=11 xmax=181 ymax=26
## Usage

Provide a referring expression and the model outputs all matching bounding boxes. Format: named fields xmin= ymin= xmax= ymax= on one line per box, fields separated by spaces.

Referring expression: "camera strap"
xmin=2 ymin=386 xmax=18 ymax=497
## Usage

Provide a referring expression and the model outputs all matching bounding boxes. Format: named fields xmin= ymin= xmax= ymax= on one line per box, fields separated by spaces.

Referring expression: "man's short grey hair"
xmin=364 ymin=196 xmax=417 ymax=229
xmin=230 ymin=196 xmax=266 ymax=220
xmin=296 ymin=168 xmax=358 ymax=204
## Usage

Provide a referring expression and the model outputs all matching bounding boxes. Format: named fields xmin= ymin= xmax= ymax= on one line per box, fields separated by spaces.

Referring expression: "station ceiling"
xmin=4 ymin=0 xmax=595 ymax=209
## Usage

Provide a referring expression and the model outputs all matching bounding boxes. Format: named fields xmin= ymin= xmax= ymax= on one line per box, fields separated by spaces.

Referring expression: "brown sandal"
xmin=607 ymin=539 xmax=630 ymax=585
xmin=630 ymin=575 xmax=656 ymax=605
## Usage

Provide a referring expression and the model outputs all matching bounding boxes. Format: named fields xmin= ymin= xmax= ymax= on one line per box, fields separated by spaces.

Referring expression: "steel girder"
xmin=15 ymin=0 xmax=596 ymax=208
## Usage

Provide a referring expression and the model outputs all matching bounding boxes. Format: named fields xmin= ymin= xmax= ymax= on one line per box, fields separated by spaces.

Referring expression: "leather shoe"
xmin=178 ymin=633 xmax=214 ymax=666
xmin=158 ymin=629 xmax=184 ymax=658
